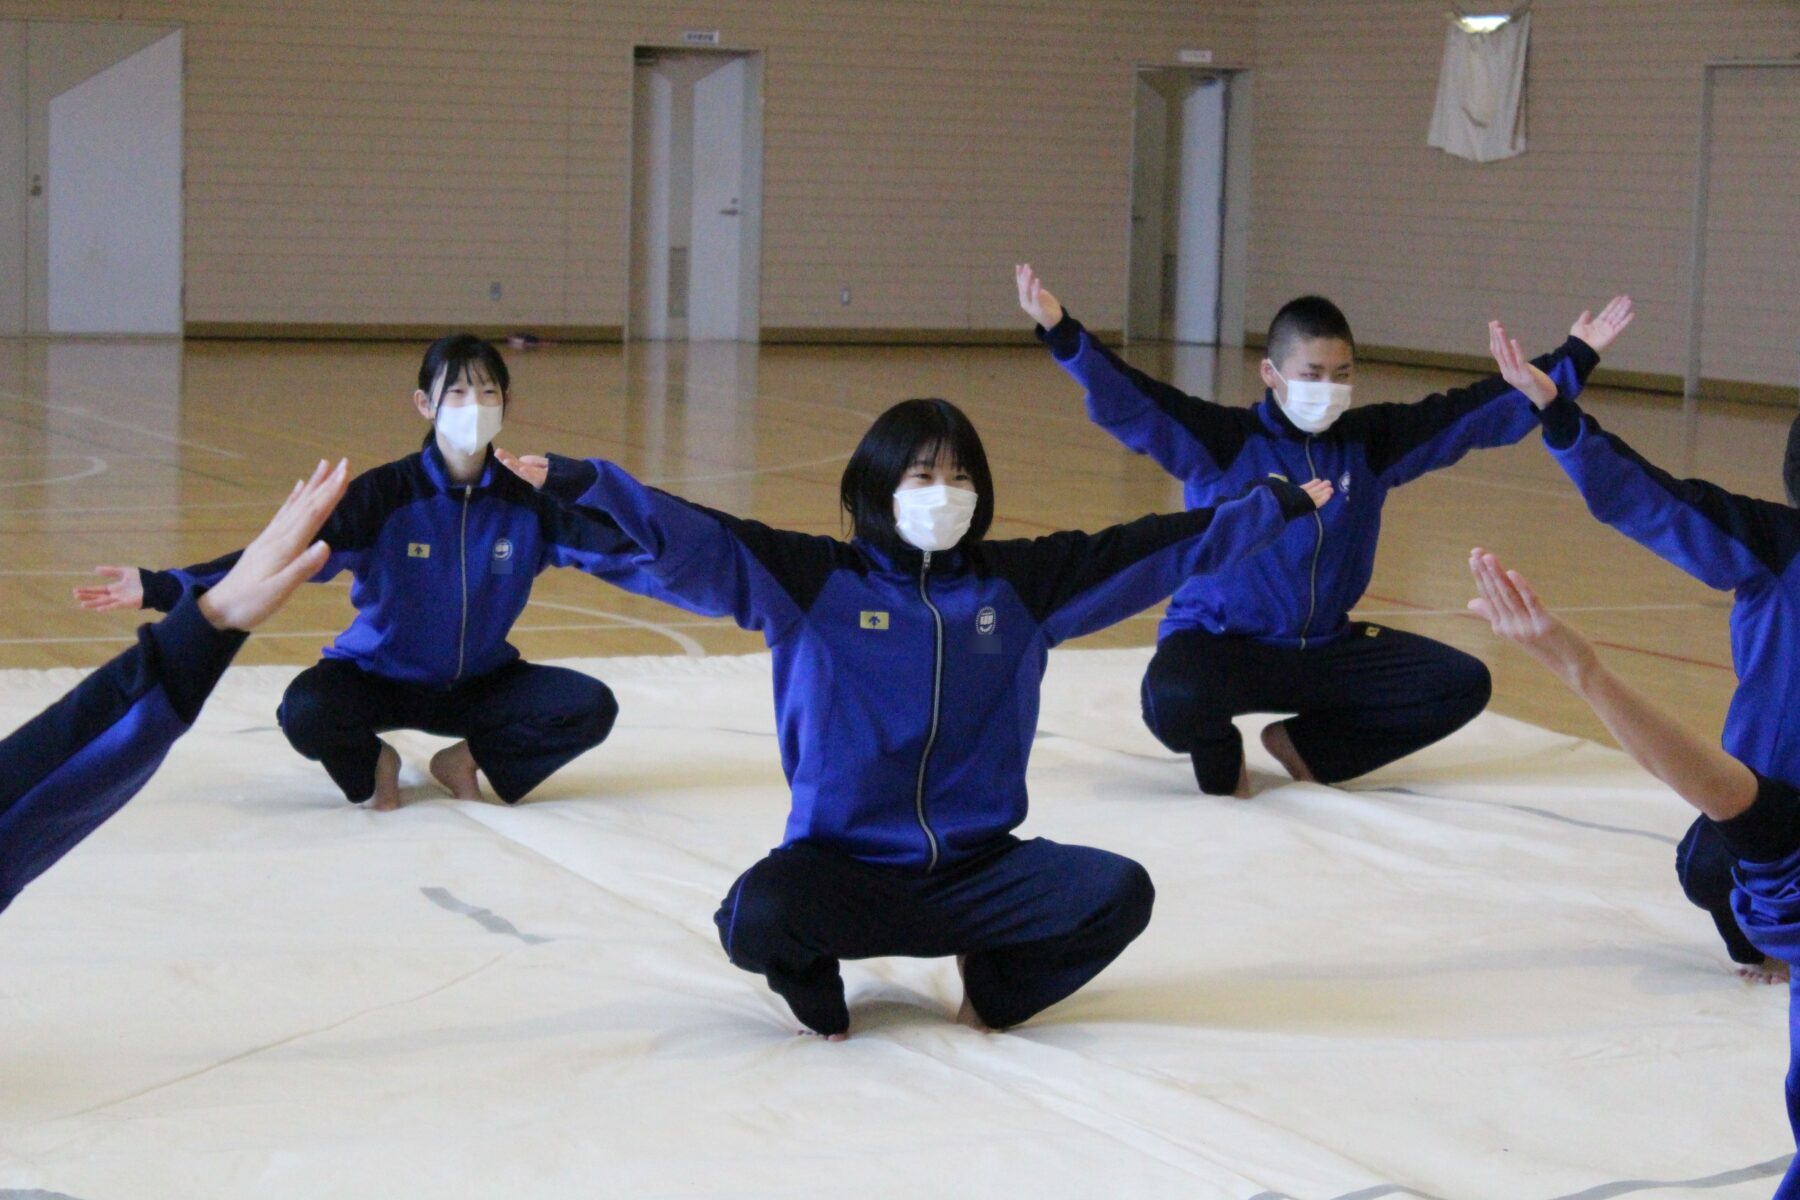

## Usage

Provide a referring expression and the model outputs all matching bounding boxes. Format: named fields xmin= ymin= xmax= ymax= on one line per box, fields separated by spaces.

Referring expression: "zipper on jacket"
xmin=912 ymin=550 xmax=945 ymax=872
xmin=1299 ymin=437 xmax=1324 ymax=650
xmin=454 ymin=484 xmax=472 ymax=681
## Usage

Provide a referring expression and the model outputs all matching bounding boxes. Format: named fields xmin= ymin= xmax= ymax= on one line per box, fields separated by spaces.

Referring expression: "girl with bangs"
xmin=496 ymin=398 xmax=1331 ymax=1038
xmin=76 ymin=335 xmax=664 ymax=811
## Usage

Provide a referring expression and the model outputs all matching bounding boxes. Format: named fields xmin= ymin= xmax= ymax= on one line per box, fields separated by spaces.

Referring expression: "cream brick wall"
xmin=0 ymin=0 xmax=1255 ymax=332
xmin=1246 ymin=0 xmax=1800 ymax=388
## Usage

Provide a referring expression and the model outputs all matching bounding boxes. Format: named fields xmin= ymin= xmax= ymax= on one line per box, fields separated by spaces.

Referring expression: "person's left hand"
xmin=1015 ymin=264 xmax=1065 ymax=330
xmin=1490 ymin=320 xmax=1559 ymax=409
xmin=495 ymin=448 xmax=549 ymax=489
xmin=1570 ymin=294 xmax=1634 ymax=354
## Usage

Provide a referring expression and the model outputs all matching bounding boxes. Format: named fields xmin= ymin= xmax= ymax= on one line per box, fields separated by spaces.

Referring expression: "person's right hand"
xmin=196 ymin=459 xmax=348 ymax=632
xmin=1467 ymin=547 xmax=1594 ymax=683
xmin=1015 ymin=263 xmax=1064 ymax=329
xmin=1300 ymin=478 xmax=1334 ymax=509
xmin=73 ymin=565 xmax=145 ymax=613
xmin=1489 ymin=320 xmax=1559 ymax=410
xmin=494 ymin=448 xmax=549 ymax=490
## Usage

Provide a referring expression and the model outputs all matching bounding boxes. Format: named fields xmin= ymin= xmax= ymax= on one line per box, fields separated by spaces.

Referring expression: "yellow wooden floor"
xmin=0 ymin=335 xmax=1774 ymax=750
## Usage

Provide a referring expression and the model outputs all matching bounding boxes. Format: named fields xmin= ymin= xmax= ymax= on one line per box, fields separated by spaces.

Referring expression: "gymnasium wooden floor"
xmin=0 ymin=334 xmax=1772 ymax=752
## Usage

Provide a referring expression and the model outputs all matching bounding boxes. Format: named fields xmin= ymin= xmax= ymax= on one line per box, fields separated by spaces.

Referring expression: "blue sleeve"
xmin=1357 ymin=336 xmax=1599 ymax=487
xmin=1040 ymin=314 xmax=1245 ymax=481
xmin=1538 ymin=396 xmax=1800 ymax=592
xmin=534 ymin=495 xmax=726 ymax=615
xmin=0 ymin=589 xmax=246 ymax=913
xmin=139 ymin=470 xmax=388 ymax=611
xmin=540 ymin=456 xmax=838 ymax=641
xmin=980 ymin=480 xmax=1315 ymax=646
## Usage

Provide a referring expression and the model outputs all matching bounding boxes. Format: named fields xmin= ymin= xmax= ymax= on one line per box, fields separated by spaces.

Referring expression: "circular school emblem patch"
xmin=493 ymin=538 xmax=514 ymax=561
xmin=976 ymin=606 xmax=997 ymax=635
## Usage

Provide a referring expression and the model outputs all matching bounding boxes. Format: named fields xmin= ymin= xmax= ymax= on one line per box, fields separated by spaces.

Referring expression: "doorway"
xmin=1 ymin=20 xmax=183 ymax=336
xmin=629 ymin=48 xmax=764 ymax=342
xmin=1126 ymin=69 xmax=1240 ymax=346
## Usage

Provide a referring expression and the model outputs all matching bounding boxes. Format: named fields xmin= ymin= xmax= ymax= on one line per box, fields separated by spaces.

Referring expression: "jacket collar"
xmin=855 ymin=536 xmax=968 ymax=577
xmin=1256 ymin=390 xmax=1315 ymax=441
xmin=419 ymin=433 xmax=497 ymax=493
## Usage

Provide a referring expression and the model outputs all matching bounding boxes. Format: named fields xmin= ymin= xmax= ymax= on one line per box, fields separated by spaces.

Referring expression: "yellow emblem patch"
xmin=859 ymin=611 xmax=889 ymax=630
xmin=407 ymin=543 xmax=432 ymax=559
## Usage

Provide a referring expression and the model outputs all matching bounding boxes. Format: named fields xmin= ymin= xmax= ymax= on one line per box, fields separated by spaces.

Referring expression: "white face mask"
xmin=1270 ymin=366 xmax=1352 ymax=434
xmin=892 ymin=483 xmax=979 ymax=552
xmin=435 ymin=400 xmax=503 ymax=458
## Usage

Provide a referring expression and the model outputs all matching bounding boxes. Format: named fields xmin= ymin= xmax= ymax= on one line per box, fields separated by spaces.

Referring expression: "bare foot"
xmin=1232 ymin=760 xmax=1251 ymax=799
xmin=1738 ymin=957 xmax=1790 ymax=986
xmin=430 ymin=740 xmax=483 ymax=801
xmin=369 ymin=742 xmax=402 ymax=811
xmin=955 ymin=955 xmax=992 ymax=1032
xmin=1261 ymin=720 xmax=1316 ymax=784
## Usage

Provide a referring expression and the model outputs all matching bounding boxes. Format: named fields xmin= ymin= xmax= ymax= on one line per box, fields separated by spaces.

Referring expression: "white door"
xmin=47 ymin=30 xmax=182 ymax=333
xmin=689 ymin=56 xmax=745 ymax=341
xmin=1172 ymin=77 xmax=1225 ymax=345
xmin=629 ymin=49 xmax=762 ymax=342
xmin=1126 ymin=75 xmax=1168 ymax=341
xmin=629 ymin=62 xmax=675 ymax=340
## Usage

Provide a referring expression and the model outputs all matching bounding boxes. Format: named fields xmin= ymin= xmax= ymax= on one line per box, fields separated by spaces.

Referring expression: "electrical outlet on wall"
xmin=489 ymin=281 xmax=503 ymax=301
xmin=840 ymin=286 xmax=851 ymax=306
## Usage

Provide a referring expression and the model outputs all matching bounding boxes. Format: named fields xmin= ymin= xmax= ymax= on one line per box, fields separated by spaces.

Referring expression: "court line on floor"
xmin=0 ymin=388 xmax=243 ymax=459
xmin=524 ymin=600 xmax=705 ymax=656
xmin=0 ymin=621 xmax=652 ymax=648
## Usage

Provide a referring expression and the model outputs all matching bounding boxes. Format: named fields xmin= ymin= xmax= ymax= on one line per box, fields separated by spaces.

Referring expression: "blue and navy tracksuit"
xmin=1041 ymin=313 xmax=1600 ymax=792
xmin=1538 ymin=395 xmax=1800 ymax=968
xmin=1688 ymin=774 xmax=1800 ymax=1199
xmin=0 ymin=589 xmax=244 ymax=914
xmin=142 ymin=440 xmax=667 ymax=803
xmin=537 ymin=453 xmax=1317 ymax=1032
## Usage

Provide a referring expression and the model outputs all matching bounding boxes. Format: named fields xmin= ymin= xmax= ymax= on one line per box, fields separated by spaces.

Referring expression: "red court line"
xmin=1362 ymin=590 xmax=1733 ymax=674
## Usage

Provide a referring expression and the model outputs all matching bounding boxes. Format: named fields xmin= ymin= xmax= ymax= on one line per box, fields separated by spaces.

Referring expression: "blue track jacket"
xmin=1543 ymin=397 xmax=1800 ymax=1194
xmin=539 ymin=455 xmax=1317 ymax=870
xmin=1732 ymin=846 xmax=1800 ymax=1199
xmin=1538 ymin=396 xmax=1800 ymax=787
xmin=1042 ymin=315 xmax=1599 ymax=648
xmin=140 ymin=440 xmax=671 ymax=687
xmin=0 ymin=589 xmax=242 ymax=913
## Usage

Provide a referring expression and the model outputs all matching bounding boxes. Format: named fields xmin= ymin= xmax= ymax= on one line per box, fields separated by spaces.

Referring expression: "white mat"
xmin=0 ymin=648 xmax=1791 ymax=1200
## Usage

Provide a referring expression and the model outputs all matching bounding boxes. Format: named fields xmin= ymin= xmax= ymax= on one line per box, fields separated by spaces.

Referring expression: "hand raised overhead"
xmin=1014 ymin=263 xmax=1065 ymax=330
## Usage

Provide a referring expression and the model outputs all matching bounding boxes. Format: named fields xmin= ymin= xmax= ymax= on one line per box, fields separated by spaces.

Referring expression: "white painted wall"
xmin=47 ymin=30 xmax=182 ymax=334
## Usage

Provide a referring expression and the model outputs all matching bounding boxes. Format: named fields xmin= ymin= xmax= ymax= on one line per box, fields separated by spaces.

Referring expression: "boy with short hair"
xmin=1016 ymin=264 xmax=1632 ymax=796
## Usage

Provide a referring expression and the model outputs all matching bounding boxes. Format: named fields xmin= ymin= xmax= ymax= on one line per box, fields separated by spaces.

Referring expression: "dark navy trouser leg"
xmin=714 ymin=837 xmax=1154 ymax=1034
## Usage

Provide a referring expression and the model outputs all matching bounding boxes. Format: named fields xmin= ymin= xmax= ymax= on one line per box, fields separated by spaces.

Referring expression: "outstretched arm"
xmin=1018 ymin=263 xmax=1245 ymax=480
xmin=988 ymin=477 xmax=1330 ymax=645
xmin=1361 ymin=299 xmax=1629 ymax=486
xmin=1467 ymin=548 xmax=1753 ymax=822
xmin=497 ymin=449 xmax=830 ymax=639
xmin=2 ymin=460 xmax=348 ymax=914
xmin=76 ymin=461 xmax=383 ymax=614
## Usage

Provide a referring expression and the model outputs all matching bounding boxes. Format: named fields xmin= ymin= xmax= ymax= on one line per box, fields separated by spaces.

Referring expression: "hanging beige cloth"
xmin=1428 ymin=11 xmax=1530 ymax=163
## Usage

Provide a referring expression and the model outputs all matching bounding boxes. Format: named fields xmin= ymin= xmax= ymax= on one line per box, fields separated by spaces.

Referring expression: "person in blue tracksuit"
xmin=493 ymin=399 xmax=1331 ymax=1037
xmin=74 ymin=335 xmax=663 ymax=811
xmin=1016 ymin=264 xmax=1635 ymax=797
xmin=4 ymin=459 xmax=348 ymax=915
xmin=1523 ymin=356 xmax=1800 ymax=984
xmin=1467 ymin=547 xmax=1800 ymax=1199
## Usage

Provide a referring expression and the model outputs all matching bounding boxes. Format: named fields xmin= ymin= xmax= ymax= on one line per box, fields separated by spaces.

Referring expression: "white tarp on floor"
xmin=0 ymin=649 xmax=1791 ymax=1199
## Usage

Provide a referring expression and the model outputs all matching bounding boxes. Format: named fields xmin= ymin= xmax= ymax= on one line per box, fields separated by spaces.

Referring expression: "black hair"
xmin=417 ymin=333 xmax=511 ymax=409
xmin=1266 ymin=295 xmax=1356 ymax=371
xmin=1784 ymin=412 xmax=1800 ymax=508
xmin=839 ymin=398 xmax=994 ymax=551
